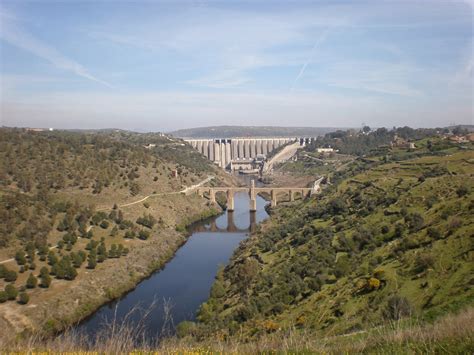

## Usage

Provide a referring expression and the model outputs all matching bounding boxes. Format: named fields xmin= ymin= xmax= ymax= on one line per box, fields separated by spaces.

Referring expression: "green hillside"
xmin=0 ymin=128 xmax=228 ymax=338
xmin=194 ymin=137 xmax=474 ymax=341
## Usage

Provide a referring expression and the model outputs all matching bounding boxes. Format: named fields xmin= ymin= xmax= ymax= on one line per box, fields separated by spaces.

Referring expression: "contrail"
xmin=290 ymin=28 xmax=331 ymax=92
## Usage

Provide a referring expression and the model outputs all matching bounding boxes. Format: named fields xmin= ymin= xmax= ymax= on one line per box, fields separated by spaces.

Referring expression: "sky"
xmin=0 ymin=0 xmax=472 ymax=131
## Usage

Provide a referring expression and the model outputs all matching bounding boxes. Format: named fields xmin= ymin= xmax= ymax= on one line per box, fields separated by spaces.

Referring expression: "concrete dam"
xmin=184 ymin=137 xmax=316 ymax=170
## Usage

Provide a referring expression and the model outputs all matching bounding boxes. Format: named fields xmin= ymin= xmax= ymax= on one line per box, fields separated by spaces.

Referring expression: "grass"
xmin=1 ymin=306 xmax=472 ymax=353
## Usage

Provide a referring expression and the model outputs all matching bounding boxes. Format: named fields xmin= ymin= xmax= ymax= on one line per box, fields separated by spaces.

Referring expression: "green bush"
xmin=0 ymin=291 xmax=7 ymax=303
xmin=26 ymin=273 xmax=38 ymax=288
xmin=18 ymin=292 xmax=29 ymax=305
xmin=5 ymin=270 xmax=17 ymax=282
xmin=5 ymin=284 xmax=18 ymax=300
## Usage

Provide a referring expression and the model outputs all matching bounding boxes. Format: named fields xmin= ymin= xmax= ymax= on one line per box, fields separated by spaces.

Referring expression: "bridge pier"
xmin=271 ymin=190 xmax=277 ymax=207
xmin=227 ymin=189 xmax=235 ymax=211
xmin=289 ymin=189 xmax=294 ymax=201
xmin=210 ymin=189 xmax=216 ymax=204
xmin=250 ymin=179 xmax=257 ymax=212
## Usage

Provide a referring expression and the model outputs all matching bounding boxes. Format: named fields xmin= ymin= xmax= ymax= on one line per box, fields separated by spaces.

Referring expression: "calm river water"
xmin=77 ymin=180 xmax=269 ymax=339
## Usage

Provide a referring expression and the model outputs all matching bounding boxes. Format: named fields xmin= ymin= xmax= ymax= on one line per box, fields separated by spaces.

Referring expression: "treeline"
xmin=307 ymin=126 xmax=463 ymax=156
xmin=0 ymin=128 xmax=161 ymax=194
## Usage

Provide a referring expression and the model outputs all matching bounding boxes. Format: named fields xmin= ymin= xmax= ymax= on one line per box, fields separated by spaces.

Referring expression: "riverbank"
xmin=0 ymin=194 xmax=222 ymax=343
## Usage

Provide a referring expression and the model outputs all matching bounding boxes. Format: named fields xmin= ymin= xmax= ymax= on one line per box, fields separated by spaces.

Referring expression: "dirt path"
xmin=97 ymin=175 xmax=215 ymax=211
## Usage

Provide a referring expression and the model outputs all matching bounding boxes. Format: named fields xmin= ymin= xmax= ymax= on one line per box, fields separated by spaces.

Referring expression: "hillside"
xmin=0 ymin=128 xmax=231 ymax=339
xmin=170 ymin=126 xmax=342 ymax=138
xmin=193 ymin=136 xmax=474 ymax=342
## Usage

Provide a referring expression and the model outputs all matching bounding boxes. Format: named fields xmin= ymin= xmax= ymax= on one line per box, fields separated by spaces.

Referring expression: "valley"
xmin=0 ymin=126 xmax=472 ymax=353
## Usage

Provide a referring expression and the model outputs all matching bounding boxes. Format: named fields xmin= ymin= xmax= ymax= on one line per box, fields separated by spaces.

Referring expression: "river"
xmin=77 ymin=180 xmax=269 ymax=339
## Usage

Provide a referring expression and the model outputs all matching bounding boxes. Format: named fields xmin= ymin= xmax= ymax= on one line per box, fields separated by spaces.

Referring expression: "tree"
xmin=108 ymin=244 xmax=118 ymax=258
xmin=39 ymin=267 xmax=52 ymax=288
xmin=97 ymin=242 xmax=108 ymax=262
xmin=0 ymin=291 xmax=7 ymax=303
xmin=15 ymin=250 xmax=26 ymax=265
xmin=138 ymin=229 xmax=150 ymax=240
xmin=26 ymin=273 xmax=38 ymax=288
xmin=18 ymin=292 xmax=29 ymax=305
xmin=48 ymin=250 xmax=58 ymax=266
xmin=5 ymin=270 xmax=17 ymax=282
xmin=5 ymin=284 xmax=18 ymax=300
xmin=0 ymin=265 xmax=7 ymax=279
xmin=110 ymin=226 xmax=118 ymax=237
xmin=87 ymin=251 xmax=97 ymax=269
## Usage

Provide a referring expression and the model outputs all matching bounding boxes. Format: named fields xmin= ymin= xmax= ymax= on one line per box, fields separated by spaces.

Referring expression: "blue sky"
xmin=0 ymin=0 xmax=472 ymax=131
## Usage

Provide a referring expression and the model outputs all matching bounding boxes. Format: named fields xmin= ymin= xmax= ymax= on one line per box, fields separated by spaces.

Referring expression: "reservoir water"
xmin=77 ymin=185 xmax=269 ymax=339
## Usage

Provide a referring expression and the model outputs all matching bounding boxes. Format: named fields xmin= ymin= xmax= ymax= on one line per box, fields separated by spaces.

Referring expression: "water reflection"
xmin=192 ymin=211 xmax=257 ymax=233
xmin=77 ymin=190 xmax=268 ymax=339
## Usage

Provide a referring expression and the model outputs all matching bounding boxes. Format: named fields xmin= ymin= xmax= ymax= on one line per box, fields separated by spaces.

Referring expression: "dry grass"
xmin=1 ymin=307 xmax=472 ymax=353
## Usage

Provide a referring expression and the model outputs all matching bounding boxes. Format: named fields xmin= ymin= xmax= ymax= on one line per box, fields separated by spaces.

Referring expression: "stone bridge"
xmin=195 ymin=180 xmax=318 ymax=211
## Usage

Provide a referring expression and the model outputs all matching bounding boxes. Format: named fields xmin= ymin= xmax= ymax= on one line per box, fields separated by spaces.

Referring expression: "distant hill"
xmin=170 ymin=126 xmax=345 ymax=138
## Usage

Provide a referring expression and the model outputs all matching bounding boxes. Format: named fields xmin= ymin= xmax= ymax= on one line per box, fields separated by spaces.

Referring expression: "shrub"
xmin=5 ymin=284 xmax=18 ymax=300
xmin=210 ymin=280 xmax=226 ymax=298
xmin=427 ymin=227 xmax=442 ymax=240
xmin=394 ymin=223 xmax=405 ymax=238
xmin=176 ymin=321 xmax=197 ymax=338
xmin=405 ymin=212 xmax=425 ymax=232
xmin=373 ymin=268 xmax=386 ymax=280
xmin=0 ymin=291 xmax=7 ymax=303
xmin=4 ymin=270 xmax=17 ymax=282
xmin=367 ymin=277 xmax=381 ymax=291
xmin=40 ymin=272 xmax=52 ymax=288
xmin=456 ymin=185 xmax=469 ymax=197
xmin=100 ymin=220 xmax=110 ymax=229
xmin=136 ymin=214 xmax=157 ymax=229
xmin=124 ymin=230 xmax=135 ymax=239
xmin=15 ymin=250 xmax=26 ymax=265
xmin=414 ymin=253 xmax=435 ymax=274
xmin=26 ymin=273 xmax=38 ymax=288
xmin=138 ymin=230 xmax=150 ymax=240
xmin=18 ymin=292 xmax=29 ymax=305
xmin=384 ymin=295 xmax=412 ymax=320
